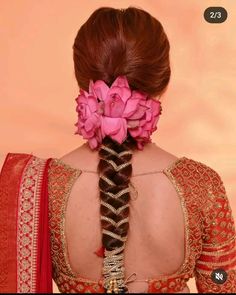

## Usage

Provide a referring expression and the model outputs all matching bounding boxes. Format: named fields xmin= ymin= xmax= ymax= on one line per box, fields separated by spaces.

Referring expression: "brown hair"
xmin=73 ymin=6 xmax=170 ymax=293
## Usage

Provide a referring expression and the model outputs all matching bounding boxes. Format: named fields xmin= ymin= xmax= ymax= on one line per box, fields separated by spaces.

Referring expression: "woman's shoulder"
xmin=170 ymin=156 xmax=227 ymax=200
xmin=179 ymin=156 xmax=224 ymax=182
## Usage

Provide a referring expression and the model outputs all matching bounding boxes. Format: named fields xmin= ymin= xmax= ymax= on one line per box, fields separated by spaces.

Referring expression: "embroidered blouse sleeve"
xmin=194 ymin=167 xmax=236 ymax=293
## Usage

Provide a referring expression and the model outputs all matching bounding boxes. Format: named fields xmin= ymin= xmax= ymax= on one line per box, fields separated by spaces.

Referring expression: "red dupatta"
xmin=0 ymin=153 xmax=53 ymax=293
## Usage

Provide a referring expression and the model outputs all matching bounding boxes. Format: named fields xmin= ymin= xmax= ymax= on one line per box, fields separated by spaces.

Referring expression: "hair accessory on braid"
xmin=74 ymin=75 xmax=162 ymax=150
xmin=100 ymin=200 xmax=129 ymax=215
xmin=100 ymin=187 xmax=131 ymax=199
xmin=100 ymin=174 xmax=115 ymax=186
xmin=102 ymin=229 xmax=127 ymax=242
xmin=102 ymin=245 xmax=127 ymax=292
xmin=101 ymin=216 xmax=129 ymax=228
xmin=104 ymin=159 xmax=132 ymax=172
xmin=101 ymin=145 xmax=133 ymax=158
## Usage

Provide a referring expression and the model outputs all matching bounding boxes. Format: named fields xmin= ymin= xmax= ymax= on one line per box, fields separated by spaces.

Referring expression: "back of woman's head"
xmin=72 ymin=6 xmax=170 ymax=293
xmin=73 ymin=6 xmax=170 ymax=98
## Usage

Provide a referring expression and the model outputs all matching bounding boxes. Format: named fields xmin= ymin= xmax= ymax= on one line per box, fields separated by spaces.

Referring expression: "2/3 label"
xmin=204 ymin=7 xmax=228 ymax=23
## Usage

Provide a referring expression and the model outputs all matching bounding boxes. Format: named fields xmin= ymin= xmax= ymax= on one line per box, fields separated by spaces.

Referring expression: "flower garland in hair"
xmin=74 ymin=75 xmax=162 ymax=150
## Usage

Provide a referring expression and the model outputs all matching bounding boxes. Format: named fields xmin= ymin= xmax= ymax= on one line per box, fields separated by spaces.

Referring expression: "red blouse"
xmin=47 ymin=156 xmax=236 ymax=293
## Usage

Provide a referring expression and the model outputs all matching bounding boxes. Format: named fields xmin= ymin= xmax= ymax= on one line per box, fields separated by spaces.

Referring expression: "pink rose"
xmin=74 ymin=90 xmax=102 ymax=149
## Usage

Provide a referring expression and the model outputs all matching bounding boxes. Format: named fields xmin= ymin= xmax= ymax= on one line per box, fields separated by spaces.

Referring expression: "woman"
xmin=0 ymin=6 xmax=236 ymax=293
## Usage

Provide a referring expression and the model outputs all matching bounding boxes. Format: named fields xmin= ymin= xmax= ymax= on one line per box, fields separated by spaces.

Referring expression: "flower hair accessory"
xmin=74 ymin=75 xmax=162 ymax=150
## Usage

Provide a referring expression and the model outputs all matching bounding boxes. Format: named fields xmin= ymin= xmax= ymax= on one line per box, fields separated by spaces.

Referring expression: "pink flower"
xmin=74 ymin=75 xmax=162 ymax=149
xmin=128 ymin=99 xmax=162 ymax=150
xmin=90 ymin=76 xmax=130 ymax=144
xmin=100 ymin=116 xmax=127 ymax=144
xmin=74 ymin=90 xmax=102 ymax=149
xmin=90 ymin=76 xmax=149 ymax=144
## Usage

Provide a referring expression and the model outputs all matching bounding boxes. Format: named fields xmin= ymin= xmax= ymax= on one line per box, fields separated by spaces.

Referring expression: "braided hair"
xmin=98 ymin=135 xmax=137 ymax=292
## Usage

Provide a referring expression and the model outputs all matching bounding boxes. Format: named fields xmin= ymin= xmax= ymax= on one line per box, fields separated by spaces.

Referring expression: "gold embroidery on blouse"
xmin=196 ymin=256 xmax=236 ymax=266
xmin=203 ymin=233 xmax=236 ymax=248
xmin=201 ymin=246 xmax=236 ymax=256
xmin=48 ymin=159 xmax=82 ymax=278
xmin=162 ymin=165 xmax=190 ymax=275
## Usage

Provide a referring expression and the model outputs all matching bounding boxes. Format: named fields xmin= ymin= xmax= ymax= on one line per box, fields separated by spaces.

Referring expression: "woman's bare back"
xmin=59 ymin=142 xmax=190 ymax=293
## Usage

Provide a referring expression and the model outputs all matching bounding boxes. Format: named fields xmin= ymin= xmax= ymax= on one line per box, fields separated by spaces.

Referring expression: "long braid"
xmin=98 ymin=135 xmax=137 ymax=293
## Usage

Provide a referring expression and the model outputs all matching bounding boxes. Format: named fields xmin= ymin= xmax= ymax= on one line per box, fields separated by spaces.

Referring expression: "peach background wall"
xmin=0 ymin=0 xmax=235 ymax=293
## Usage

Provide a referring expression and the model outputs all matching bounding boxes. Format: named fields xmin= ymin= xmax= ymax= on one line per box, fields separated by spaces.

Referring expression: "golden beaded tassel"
xmin=107 ymin=278 xmax=119 ymax=293
xmin=102 ymin=245 xmax=128 ymax=293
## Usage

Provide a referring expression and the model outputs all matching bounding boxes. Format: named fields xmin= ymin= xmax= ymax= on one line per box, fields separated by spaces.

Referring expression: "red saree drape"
xmin=0 ymin=153 xmax=53 ymax=293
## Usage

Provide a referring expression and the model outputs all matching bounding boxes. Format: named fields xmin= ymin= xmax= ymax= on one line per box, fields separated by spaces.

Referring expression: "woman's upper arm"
xmin=194 ymin=167 xmax=236 ymax=293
